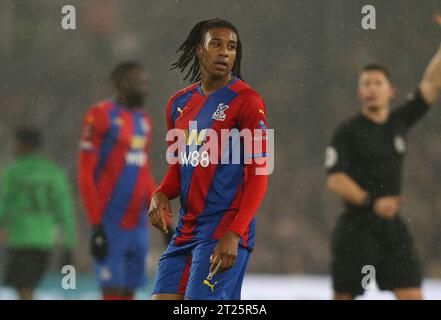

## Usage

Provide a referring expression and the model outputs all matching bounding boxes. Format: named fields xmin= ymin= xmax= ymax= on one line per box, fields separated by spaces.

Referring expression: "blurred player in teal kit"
xmin=149 ymin=19 xmax=270 ymax=300
xmin=1 ymin=128 xmax=76 ymax=300
xmin=78 ymin=62 xmax=172 ymax=300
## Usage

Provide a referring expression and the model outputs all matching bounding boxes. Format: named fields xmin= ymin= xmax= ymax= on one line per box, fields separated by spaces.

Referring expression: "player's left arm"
xmin=210 ymin=92 xmax=269 ymax=274
xmin=419 ymin=15 xmax=441 ymax=106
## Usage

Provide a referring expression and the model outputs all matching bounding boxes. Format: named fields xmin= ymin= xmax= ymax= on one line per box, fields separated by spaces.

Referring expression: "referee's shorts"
xmin=331 ymin=208 xmax=422 ymax=297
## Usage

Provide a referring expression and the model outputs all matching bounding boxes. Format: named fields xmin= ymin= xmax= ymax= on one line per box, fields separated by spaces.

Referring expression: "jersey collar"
xmin=196 ymin=76 xmax=238 ymax=96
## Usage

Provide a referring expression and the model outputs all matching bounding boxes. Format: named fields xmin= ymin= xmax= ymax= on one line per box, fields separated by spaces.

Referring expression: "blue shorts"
xmin=94 ymin=225 xmax=149 ymax=289
xmin=152 ymin=239 xmax=250 ymax=300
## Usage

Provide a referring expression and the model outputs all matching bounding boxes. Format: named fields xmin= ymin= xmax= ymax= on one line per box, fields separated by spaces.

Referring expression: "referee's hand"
xmin=148 ymin=192 xmax=173 ymax=234
xmin=373 ymin=196 xmax=401 ymax=219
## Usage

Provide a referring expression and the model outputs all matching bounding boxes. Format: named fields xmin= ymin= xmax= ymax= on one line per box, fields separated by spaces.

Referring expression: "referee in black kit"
xmin=325 ymin=18 xmax=441 ymax=300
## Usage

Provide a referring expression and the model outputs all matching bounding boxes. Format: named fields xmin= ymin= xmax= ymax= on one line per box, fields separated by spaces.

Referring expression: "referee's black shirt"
xmin=325 ymin=89 xmax=430 ymax=211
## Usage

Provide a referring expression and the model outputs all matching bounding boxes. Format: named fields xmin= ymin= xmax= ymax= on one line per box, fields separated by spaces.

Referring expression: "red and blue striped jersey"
xmin=157 ymin=77 xmax=268 ymax=250
xmin=78 ymin=100 xmax=156 ymax=229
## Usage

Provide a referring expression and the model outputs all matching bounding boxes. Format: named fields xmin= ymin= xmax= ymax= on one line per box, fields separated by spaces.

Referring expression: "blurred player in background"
xmin=149 ymin=18 xmax=269 ymax=300
xmin=0 ymin=127 xmax=76 ymax=300
xmin=326 ymin=17 xmax=441 ymax=300
xmin=78 ymin=62 xmax=171 ymax=300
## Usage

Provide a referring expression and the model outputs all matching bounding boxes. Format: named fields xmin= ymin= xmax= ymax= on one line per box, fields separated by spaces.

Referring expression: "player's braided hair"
xmin=171 ymin=18 xmax=242 ymax=83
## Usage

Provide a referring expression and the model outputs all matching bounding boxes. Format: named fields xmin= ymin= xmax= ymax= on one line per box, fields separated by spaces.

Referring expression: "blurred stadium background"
xmin=0 ymin=0 xmax=441 ymax=299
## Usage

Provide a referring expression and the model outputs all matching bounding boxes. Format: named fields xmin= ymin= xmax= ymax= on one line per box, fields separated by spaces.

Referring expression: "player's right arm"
xmin=77 ymin=105 xmax=111 ymax=261
xmin=148 ymin=97 xmax=181 ymax=234
xmin=325 ymin=123 xmax=399 ymax=218
xmin=77 ymin=106 xmax=109 ymax=226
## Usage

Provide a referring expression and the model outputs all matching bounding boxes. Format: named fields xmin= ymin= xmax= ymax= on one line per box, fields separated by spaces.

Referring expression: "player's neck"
xmin=116 ymin=97 xmax=144 ymax=111
xmin=200 ymin=73 xmax=233 ymax=95
xmin=16 ymin=150 xmax=38 ymax=158
xmin=124 ymin=104 xmax=143 ymax=111
xmin=361 ymin=105 xmax=390 ymax=124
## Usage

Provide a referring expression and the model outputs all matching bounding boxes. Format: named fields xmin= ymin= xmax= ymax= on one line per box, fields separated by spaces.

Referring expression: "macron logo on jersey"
xmin=212 ymin=103 xmax=229 ymax=121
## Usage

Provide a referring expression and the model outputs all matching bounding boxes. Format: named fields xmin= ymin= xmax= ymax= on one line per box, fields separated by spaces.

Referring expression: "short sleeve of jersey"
xmin=78 ymin=106 xmax=110 ymax=153
xmin=391 ymin=88 xmax=430 ymax=131
xmin=237 ymin=92 xmax=268 ymax=161
xmin=325 ymin=122 xmax=353 ymax=175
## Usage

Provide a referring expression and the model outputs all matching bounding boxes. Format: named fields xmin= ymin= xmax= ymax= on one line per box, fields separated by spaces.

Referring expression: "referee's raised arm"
xmin=324 ymin=28 xmax=438 ymax=297
xmin=419 ymin=15 xmax=441 ymax=106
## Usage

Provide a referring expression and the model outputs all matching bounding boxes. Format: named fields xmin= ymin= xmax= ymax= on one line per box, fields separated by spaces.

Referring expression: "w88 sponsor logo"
xmin=125 ymin=151 xmax=147 ymax=166
xmin=180 ymin=150 xmax=210 ymax=167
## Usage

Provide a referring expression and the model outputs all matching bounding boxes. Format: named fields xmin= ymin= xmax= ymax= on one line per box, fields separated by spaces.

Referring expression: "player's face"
xmin=14 ymin=142 xmax=33 ymax=157
xmin=358 ymin=71 xmax=395 ymax=110
xmin=197 ymin=28 xmax=237 ymax=80
xmin=14 ymin=142 xmax=25 ymax=156
xmin=118 ymin=68 xmax=149 ymax=107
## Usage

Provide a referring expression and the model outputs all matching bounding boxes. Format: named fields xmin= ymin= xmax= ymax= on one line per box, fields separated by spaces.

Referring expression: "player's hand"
xmin=90 ymin=225 xmax=108 ymax=261
xmin=210 ymin=231 xmax=241 ymax=275
xmin=162 ymin=225 xmax=175 ymax=246
xmin=148 ymin=192 xmax=173 ymax=234
xmin=373 ymin=196 xmax=401 ymax=219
